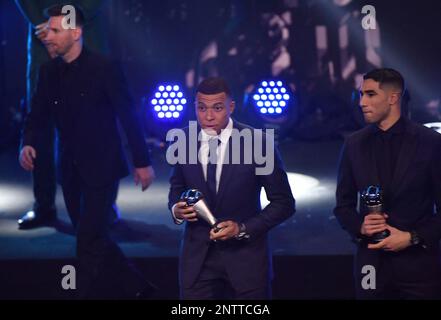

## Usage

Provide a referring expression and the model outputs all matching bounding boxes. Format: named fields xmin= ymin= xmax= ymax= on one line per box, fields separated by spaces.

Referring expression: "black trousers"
xmin=181 ymin=243 xmax=271 ymax=300
xmin=31 ymin=124 xmax=119 ymax=223
xmin=32 ymin=124 xmax=57 ymax=216
xmin=61 ymin=164 xmax=146 ymax=299
xmin=354 ymin=246 xmax=441 ymax=299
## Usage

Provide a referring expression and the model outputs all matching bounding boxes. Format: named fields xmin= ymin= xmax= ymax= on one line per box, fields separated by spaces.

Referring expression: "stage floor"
xmin=0 ymin=138 xmax=355 ymax=260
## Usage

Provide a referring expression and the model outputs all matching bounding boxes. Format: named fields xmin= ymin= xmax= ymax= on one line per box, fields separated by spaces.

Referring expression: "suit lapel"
xmin=361 ymin=128 xmax=381 ymax=188
xmin=390 ymin=121 xmax=418 ymax=199
xmin=193 ymin=135 xmax=211 ymax=202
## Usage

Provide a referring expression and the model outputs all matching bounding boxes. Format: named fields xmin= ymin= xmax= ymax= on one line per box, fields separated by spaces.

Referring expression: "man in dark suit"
xmin=15 ymin=0 xmax=121 ymax=229
xmin=19 ymin=5 xmax=155 ymax=298
xmin=334 ymin=68 xmax=441 ymax=299
xmin=168 ymin=77 xmax=295 ymax=299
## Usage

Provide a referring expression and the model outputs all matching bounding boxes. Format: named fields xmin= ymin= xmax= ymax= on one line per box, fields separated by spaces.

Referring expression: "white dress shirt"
xmin=172 ymin=118 xmax=234 ymax=224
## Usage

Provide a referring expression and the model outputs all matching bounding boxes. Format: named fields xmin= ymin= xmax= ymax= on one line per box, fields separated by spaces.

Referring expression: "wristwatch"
xmin=410 ymin=230 xmax=421 ymax=246
xmin=235 ymin=223 xmax=250 ymax=240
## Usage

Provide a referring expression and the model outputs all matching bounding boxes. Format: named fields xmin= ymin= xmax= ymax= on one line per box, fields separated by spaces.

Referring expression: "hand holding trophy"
xmin=361 ymin=185 xmax=391 ymax=243
xmin=180 ymin=189 xmax=222 ymax=233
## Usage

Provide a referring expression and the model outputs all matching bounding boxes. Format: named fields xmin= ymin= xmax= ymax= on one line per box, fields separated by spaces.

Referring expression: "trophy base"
xmin=369 ymin=230 xmax=391 ymax=243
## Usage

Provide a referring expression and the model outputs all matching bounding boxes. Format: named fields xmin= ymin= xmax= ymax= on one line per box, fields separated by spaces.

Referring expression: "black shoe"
xmin=18 ymin=210 xmax=57 ymax=230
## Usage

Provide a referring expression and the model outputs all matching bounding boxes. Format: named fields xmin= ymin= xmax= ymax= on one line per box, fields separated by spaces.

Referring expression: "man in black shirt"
xmin=334 ymin=68 xmax=441 ymax=299
xmin=19 ymin=4 xmax=155 ymax=299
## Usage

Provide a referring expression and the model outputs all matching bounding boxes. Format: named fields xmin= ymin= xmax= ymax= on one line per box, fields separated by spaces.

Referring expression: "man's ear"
xmin=229 ymin=100 xmax=236 ymax=114
xmin=388 ymin=91 xmax=401 ymax=106
xmin=72 ymin=27 xmax=82 ymax=41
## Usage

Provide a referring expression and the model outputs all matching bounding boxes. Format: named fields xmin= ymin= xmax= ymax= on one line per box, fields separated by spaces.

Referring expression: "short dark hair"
xmin=363 ymin=68 xmax=405 ymax=93
xmin=196 ymin=77 xmax=231 ymax=97
xmin=44 ymin=3 xmax=85 ymax=27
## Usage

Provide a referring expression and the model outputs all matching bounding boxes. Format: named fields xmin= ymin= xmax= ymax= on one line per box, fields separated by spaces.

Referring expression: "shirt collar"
xmin=200 ymin=118 xmax=233 ymax=143
xmin=372 ymin=116 xmax=405 ymax=135
xmin=57 ymin=47 xmax=87 ymax=70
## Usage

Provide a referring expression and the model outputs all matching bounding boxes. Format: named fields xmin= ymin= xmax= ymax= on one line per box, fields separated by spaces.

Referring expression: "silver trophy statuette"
xmin=360 ymin=185 xmax=390 ymax=243
xmin=180 ymin=189 xmax=222 ymax=233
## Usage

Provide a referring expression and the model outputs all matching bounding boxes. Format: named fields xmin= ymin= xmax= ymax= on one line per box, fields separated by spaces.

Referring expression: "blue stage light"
xmin=150 ymin=83 xmax=187 ymax=120
xmin=252 ymin=80 xmax=291 ymax=116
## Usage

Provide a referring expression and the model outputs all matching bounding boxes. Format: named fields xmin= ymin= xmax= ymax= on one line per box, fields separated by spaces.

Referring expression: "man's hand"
xmin=19 ymin=146 xmax=37 ymax=171
xmin=368 ymin=225 xmax=411 ymax=252
xmin=35 ymin=22 xmax=48 ymax=41
xmin=361 ymin=212 xmax=388 ymax=236
xmin=209 ymin=220 xmax=239 ymax=241
xmin=134 ymin=166 xmax=155 ymax=191
xmin=173 ymin=201 xmax=198 ymax=222
xmin=35 ymin=22 xmax=57 ymax=58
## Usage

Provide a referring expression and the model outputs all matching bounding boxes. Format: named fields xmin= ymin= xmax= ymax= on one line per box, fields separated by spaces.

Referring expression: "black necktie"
xmin=206 ymin=138 xmax=220 ymax=204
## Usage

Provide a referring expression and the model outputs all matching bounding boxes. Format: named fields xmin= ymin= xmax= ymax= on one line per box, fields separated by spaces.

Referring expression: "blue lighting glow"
xmin=150 ymin=83 xmax=187 ymax=119
xmin=252 ymin=80 xmax=291 ymax=116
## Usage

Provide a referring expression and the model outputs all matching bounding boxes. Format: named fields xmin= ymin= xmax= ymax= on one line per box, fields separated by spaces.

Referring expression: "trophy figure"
xmin=361 ymin=185 xmax=390 ymax=243
xmin=180 ymin=189 xmax=222 ymax=232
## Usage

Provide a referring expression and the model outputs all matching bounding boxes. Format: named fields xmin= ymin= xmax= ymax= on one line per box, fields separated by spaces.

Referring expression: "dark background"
xmin=1 ymin=0 xmax=440 ymax=148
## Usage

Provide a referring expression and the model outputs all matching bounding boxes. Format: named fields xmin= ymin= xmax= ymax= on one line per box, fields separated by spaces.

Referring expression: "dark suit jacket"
xmin=334 ymin=117 xmax=441 ymax=251
xmin=22 ymin=48 xmax=150 ymax=187
xmin=168 ymin=120 xmax=295 ymax=290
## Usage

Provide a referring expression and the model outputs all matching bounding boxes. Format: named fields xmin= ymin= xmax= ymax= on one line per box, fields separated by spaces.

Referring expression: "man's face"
xmin=359 ymin=79 xmax=398 ymax=124
xmin=44 ymin=16 xmax=80 ymax=57
xmin=195 ymin=92 xmax=235 ymax=135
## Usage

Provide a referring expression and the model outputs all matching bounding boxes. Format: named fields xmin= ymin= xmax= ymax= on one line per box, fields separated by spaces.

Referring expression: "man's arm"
xmin=243 ymin=146 xmax=296 ymax=239
xmin=19 ymin=64 xmax=51 ymax=171
xmin=334 ymin=141 xmax=364 ymax=241
xmin=413 ymin=136 xmax=441 ymax=248
xmin=168 ymin=163 xmax=189 ymax=224
xmin=22 ymin=64 xmax=51 ymax=148
xmin=168 ymin=163 xmax=186 ymax=211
